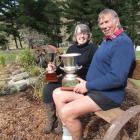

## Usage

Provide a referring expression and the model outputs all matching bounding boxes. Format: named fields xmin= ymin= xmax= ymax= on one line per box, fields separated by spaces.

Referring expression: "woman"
xmin=43 ymin=23 xmax=97 ymax=134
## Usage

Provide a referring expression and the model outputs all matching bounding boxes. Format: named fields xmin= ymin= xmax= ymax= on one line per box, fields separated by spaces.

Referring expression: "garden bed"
xmin=0 ymin=65 xmax=140 ymax=140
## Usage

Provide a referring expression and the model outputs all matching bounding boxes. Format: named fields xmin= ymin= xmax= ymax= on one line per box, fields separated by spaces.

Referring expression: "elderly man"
xmin=53 ymin=9 xmax=135 ymax=140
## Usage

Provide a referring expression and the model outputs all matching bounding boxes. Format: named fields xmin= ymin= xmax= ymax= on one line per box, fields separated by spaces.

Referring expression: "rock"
xmin=8 ymin=77 xmax=38 ymax=87
xmin=9 ymin=86 xmax=18 ymax=94
xmin=11 ymin=68 xmax=26 ymax=75
xmin=0 ymin=83 xmax=29 ymax=96
xmin=0 ymin=64 xmax=39 ymax=95
xmin=10 ymin=72 xmax=29 ymax=82
xmin=0 ymin=86 xmax=17 ymax=95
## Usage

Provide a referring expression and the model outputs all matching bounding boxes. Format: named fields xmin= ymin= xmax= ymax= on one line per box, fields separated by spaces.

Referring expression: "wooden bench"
xmin=94 ymin=60 xmax=140 ymax=139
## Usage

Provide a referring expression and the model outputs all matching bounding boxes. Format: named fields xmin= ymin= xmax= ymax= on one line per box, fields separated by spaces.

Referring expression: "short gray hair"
xmin=98 ymin=8 xmax=122 ymax=28
xmin=73 ymin=24 xmax=91 ymax=42
xmin=98 ymin=8 xmax=119 ymax=21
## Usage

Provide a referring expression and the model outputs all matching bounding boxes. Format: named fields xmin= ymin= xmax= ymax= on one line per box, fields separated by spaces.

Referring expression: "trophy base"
xmin=45 ymin=72 xmax=58 ymax=82
xmin=61 ymin=86 xmax=74 ymax=91
xmin=61 ymin=79 xmax=79 ymax=91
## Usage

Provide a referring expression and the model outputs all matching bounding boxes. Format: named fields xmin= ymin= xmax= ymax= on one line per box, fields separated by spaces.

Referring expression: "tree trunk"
xmin=13 ymin=35 xmax=18 ymax=49
xmin=18 ymin=35 xmax=23 ymax=48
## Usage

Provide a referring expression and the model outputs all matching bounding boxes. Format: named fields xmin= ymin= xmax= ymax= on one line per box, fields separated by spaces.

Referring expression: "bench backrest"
xmin=128 ymin=60 xmax=140 ymax=80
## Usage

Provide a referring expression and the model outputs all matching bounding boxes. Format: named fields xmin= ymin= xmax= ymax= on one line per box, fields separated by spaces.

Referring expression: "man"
xmin=53 ymin=9 xmax=135 ymax=140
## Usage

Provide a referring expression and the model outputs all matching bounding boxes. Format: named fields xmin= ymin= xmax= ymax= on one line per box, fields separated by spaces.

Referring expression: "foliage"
xmin=58 ymin=47 xmax=68 ymax=54
xmin=17 ymin=49 xmax=35 ymax=74
xmin=0 ymin=50 xmax=25 ymax=65
xmin=0 ymin=55 xmax=6 ymax=67
xmin=18 ymin=0 xmax=62 ymax=45
xmin=61 ymin=0 xmax=140 ymax=45
xmin=103 ymin=0 xmax=140 ymax=46
xmin=0 ymin=0 xmax=140 ymax=47
xmin=34 ymin=75 xmax=44 ymax=98
xmin=0 ymin=34 xmax=8 ymax=50
xmin=61 ymin=0 xmax=104 ymax=44
xmin=0 ymin=48 xmax=45 ymax=98
xmin=20 ymin=28 xmax=47 ymax=48
xmin=31 ymin=66 xmax=43 ymax=77
xmin=0 ymin=0 xmax=23 ymax=49
xmin=15 ymin=48 xmax=44 ymax=98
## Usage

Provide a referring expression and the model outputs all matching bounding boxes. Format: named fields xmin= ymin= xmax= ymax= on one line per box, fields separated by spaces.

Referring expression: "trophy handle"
xmin=53 ymin=54 xmax=62 ymax=67
xmin=76 ymin=65 xmax=82 ymax=70
xmin=59 ymin=65 xmax=82 ymax=70
xmin=59 ymin=66 xmax=64 ymax=70
xmin=59 ymin=65 xmax=83 ymax=71
xmin=46 ymin=53 xmax=62 ymax=67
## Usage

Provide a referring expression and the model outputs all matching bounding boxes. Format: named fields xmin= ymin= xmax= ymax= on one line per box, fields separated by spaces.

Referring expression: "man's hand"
xmin=73 ymin=77 xmax=88 ymax=94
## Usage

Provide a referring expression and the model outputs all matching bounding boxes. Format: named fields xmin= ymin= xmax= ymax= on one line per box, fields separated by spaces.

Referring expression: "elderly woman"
xmin=43 ymin=23 xmax=97 ymax=134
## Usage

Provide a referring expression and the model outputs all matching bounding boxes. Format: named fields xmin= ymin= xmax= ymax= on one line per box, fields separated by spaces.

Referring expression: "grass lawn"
xmin=0 ymin=49 xmax=27 ymax=65
xmin=134 ymin=51 xmax=140 ymax=90
xmin=133 ymin=79 xmax=140 ymax=87
xmin=136 ymin=51 xmax=140 ymax=60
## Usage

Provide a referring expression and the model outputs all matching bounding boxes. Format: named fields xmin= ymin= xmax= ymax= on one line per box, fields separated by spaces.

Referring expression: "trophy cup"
xmin=45 ymin=53 xmax=60 ymax=82
xmin=59 ymin=53 xmax=82 ymax=90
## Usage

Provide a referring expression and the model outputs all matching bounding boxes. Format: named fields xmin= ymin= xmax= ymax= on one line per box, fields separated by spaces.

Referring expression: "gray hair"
xmin=98 ymin=8 xmax=118 ymax=21
xmin=98 ymin=8 xmax=122 ymax=28
xmin=72 ymin=24 xmax=91 ymax=42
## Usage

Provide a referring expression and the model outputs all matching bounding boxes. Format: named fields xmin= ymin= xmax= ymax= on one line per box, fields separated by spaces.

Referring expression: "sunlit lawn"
xmin=136 ymin=51 xmax=140 ymax=60
xmin=0 ymin=49 xmax=25 ymax=64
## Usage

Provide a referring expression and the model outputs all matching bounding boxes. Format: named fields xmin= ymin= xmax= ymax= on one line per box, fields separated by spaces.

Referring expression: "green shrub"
xmin=58 ymin=47 xmax=68 ymax=54
xmin=30 ymin=66 xmax=43 ymax=77
xmin=0 ymin=55 xmax=6 ymax=67
xmin=17 ymin=49 xmax=36 ymax=74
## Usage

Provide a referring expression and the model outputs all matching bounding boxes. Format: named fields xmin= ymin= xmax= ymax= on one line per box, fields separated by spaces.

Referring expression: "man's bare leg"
xmin=53 ymin=89 xmax=101 ymax=140
xmin=53 ymin=88 xmax=84 ymax=117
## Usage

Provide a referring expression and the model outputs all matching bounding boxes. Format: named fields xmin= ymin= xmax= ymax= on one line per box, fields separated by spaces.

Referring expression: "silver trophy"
xmin=60 ymin=53 xmax=82 ymax=90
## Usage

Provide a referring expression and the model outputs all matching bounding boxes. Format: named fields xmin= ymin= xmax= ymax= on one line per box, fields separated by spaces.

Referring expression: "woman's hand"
xmin=73 ymin=77 xmax=88 ymax=94
xmin=46 ymin=62 xmax=56 ymax=73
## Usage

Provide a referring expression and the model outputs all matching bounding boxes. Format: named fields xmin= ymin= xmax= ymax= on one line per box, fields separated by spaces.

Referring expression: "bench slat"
xmin=95 ymin=108 xmax=124 ymax=123
xmin=128 ymin=60 xmax=140 ymax=80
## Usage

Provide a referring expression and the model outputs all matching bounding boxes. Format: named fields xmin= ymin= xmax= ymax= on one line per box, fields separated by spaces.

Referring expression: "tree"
xmin=60 ymin=0 xmax=105 ymax=44
xmin=18 ymin=0 xmax=62 ymax=46
xmin=0 ymin=0 xmax=23 ymax=49
xmin=0 ymin=0 xmax=139 ymax=47
xmin=103 ymin=0 xmax=140 ymax=46
xmin=0 ymin=34 xmax=8 ymax=50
